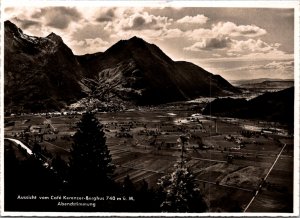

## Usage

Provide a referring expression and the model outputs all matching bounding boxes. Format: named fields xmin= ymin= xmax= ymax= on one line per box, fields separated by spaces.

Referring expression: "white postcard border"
xmin=1 ymin=0 xmax=299 ymax=217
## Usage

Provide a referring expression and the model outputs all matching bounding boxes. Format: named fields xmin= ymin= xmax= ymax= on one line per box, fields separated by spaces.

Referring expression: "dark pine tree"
xmin=119 ymin=175 xmax=137 ymax=212
xmin=135 ymin=179 xmax=161 ymax=212
xmin=122 ymin=175 xmax=136 ymax=196
xmin=68 ymin=112 xmax=115 ymax=194
xmin=51 ymin=155 xmax=68 ymax=192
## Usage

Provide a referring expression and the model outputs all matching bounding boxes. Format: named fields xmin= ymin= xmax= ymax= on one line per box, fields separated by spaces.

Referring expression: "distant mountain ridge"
xmin=231 ymin=78 xmax=294 ymax=85
xmin=237 ymin=80 xmax=294 ymax=89
xmin=5 ymin=20 xmax=240 ymax=112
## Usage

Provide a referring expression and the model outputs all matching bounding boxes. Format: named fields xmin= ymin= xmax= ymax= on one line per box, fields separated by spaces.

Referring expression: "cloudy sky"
xmin=4 ymin=5 xmax=295 ymax=81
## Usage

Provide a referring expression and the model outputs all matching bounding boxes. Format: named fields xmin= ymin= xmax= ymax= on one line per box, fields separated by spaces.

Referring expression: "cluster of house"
xmin=224 ymin=135 xmax=244 ymax=145
xmin=224 ymin=135 xmax=246 ymax=151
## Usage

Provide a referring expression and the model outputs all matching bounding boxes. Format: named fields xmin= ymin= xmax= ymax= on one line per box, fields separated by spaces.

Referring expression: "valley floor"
xmin=4 ymin=102 xmax=294 ymax=212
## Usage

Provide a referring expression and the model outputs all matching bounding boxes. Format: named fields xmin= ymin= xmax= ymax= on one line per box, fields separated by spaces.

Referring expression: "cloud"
xmin=185 ymin=36 xmax=277 ymax=52
xmin=229 ymin=39 xmax=280 ymax=53
xmin=160 ymin=28 xmax=184 ymax=39
xmin=132 ymin=16 xmax=147 ymax=28
xmin=120 ymin=12 xmax=171 ymax=31
xmin=105 ymin=10 xmax=176 ymax=40
xmin=264 ymin=60 xmax=294 ymax=70
xmin=69 ymin=37 xmax=109 ymax=54
xmin=202 ymin=50 xmax=293 ymax=62
xmin=110 ymin=29 xmax=163 ymax=41
xmin=212 ymin=22 xmax=267 ymax=37
xmin=225 ymin=61 xmax=294 ymax=74
xmin=229 ymin=48 xmax=293 ymax=61
xmin=85 ymin=38 xmax=109 ymax=50
xmin=226 ymin=52 xmax=241 ymax=57
xmin=212 ymin=53 xmax=222 ymax=57
xmin=32 ymin=7 xmax=82 ymax=29
xmin=71 ymin=24 xmax=109 ymax=41
xmin=185 ymin=21 xmax=267 ymax=41
xmin=12 ymin=17 xmax=40 ymax=29
xmin=184 ymin=37 xmax=287 ymax=62
xmin=96 ymin=8 xmax=115 ymax=22
xmin=177 ymin=14 xmax=208 ymax=24
xmin=184 ymin=37 xmax=232 ymax=51
xmin=185 ymin=28 xmax=215 ymax=40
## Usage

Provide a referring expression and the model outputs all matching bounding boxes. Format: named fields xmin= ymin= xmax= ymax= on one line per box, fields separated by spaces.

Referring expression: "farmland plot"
xmin=4 ymin=104 xmax=294 ymax=212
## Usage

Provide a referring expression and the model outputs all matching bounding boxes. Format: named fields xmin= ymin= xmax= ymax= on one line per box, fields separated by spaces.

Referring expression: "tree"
xmin=32 ymin=142 xmax=42 ymax=156
xmin=157 ymin=134 xmax=207 ymax=212
xmin=135 ymin=179 xmax=160 ymax=212
xmin=157 ymin=163 xmax=207 ymax=212
xmin=177 ymin=134 xmax=189 ymax=167
xmin=51 ymin=155 xmax=68 ymax=191
xmin=122 ymin=175 xmax=135 ymax=196
xmin=68 ymin=112 xmax=115 ymax=193
xmin=120 ymin=176 xmax=161 ymax=212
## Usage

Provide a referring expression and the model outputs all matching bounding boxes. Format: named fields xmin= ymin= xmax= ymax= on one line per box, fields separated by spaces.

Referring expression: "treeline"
xmin=4 ymin=112 xmax=207 ymax=212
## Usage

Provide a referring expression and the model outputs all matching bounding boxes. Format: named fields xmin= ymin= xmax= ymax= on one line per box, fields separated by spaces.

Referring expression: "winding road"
xmin=5 ymin=137 xmax=33 ymax=155
xmin=243 ymin=143 xmax=287 ymax=212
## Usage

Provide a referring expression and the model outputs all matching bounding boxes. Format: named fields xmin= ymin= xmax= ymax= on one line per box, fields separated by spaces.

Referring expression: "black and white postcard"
xmin=1 ymin=0 xmax=299 ymax=216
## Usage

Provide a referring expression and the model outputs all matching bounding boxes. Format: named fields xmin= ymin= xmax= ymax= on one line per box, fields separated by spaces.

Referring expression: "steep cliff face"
xmin=4 ymin=21 xmax=86 ymax=112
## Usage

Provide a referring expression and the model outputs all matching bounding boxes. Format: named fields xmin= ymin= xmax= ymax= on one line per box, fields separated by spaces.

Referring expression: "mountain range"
xmin=230 ymin=78 xmax=294 ymax=90
xmin=5 ymin=20 xmax=240 ymax=112
xmin=236 ymin=80 xmax=294 ymax=89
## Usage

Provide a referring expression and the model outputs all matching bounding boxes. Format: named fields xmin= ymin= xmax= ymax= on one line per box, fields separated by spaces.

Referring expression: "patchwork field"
xmin=4 ymin=102 xmax=294 ymax=212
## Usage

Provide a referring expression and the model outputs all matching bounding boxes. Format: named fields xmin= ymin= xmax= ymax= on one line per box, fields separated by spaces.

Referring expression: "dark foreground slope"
xmin=203 ymin=87 xmax=294 ymax=126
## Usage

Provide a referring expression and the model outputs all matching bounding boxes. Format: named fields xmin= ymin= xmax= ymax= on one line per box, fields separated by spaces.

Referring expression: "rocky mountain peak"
xmin=128 ymin=36 xmax=147 ymax=44
xmin=106 ymin=36 xmax=148 ymax=53
xmin=4 ymin=20 xmax=23 ymax=37
xmin=46 ymin=32 xmax=63 ymax=42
